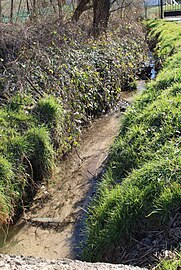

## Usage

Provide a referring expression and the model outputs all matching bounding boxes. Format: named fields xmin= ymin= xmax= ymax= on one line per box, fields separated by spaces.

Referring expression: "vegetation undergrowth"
xmin=0 ymin=18 xmax=147 ymax=224
xmin=82 ymin=20 xmax=181 ymax=268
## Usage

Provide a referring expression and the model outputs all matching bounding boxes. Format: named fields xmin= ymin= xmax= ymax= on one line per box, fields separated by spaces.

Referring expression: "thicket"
xmin=83 ymin=20 xmax=181 ymax=265
xmin=0 ymin=18 xmax=147 ymax=224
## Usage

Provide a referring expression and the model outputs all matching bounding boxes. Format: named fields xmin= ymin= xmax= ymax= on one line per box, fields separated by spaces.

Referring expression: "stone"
xmin=0 ymin=255 xmax=148 ymax=270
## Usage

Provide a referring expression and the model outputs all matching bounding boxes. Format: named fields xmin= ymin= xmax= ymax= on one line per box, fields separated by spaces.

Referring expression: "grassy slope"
xmin=83 ymin=20 xmax=181 ymax=265
xmin=0 ymin=20 xmax=147 ymax=224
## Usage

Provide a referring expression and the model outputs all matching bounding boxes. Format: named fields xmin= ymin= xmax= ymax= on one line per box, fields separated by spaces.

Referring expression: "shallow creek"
xmin=0 ymin=83 xmax=146 ymax=260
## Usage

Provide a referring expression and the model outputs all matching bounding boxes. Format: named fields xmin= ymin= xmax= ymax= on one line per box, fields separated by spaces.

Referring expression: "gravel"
xmin=0 ymin=255 xmax=148 ymax=270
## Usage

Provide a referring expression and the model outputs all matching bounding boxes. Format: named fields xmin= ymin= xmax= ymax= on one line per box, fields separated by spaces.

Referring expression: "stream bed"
xmin=0 ymin=82 xmax=147 ymax=259
xmin=0 ymin=109 xmax=122 ymax=259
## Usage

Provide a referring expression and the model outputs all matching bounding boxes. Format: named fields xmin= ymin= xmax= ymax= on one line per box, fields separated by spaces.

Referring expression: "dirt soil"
xmin=1 ymin=108 xmax=123 ymax=259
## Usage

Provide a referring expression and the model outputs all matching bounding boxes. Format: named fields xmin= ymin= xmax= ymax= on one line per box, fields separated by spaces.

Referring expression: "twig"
xmin=131 ymin=237 xmax=150 ymax=248
xmin=158 ymin=212 xmax=180 ymax=244
xmin=75 ymin=148 xmax=84 ymax=162
xmin=25 ymin=75 xmax=43 ymax=97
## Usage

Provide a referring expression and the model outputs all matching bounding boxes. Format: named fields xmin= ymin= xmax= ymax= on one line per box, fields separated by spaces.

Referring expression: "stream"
xmin=0 ymin=54 xmax=156 ymax=259
xmin=0 ymin=87 xmax=145 ymax=260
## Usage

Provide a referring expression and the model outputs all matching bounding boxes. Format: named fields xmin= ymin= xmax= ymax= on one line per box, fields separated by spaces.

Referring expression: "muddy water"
xmin=0 ymin=85 xmax=146 ymax=259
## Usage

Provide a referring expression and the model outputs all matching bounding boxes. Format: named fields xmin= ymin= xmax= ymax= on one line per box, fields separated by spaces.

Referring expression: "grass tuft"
xmin=25 ymin=127 xmax=54 ymax=180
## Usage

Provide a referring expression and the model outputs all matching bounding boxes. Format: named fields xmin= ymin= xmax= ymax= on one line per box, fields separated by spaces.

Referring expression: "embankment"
xmin=82 ymin=20 xmax=181 ymax=268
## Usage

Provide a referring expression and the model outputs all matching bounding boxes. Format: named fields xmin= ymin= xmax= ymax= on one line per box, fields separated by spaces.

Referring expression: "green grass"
xmin=35 ymin=95 xmax=63 ymax=125
xmin=0 ymin=93 xmax=61 ymax=221
xmin=164 ymin=4 xmax=181 ymax=11
xmin=0 ymin=89 xmax=54 ymax=221
xmin=25 ymin=127 xmax=54 ymax=180
xmin=82 ymin=20 xmax=181 ymax=265
xmin=34 ymin=95 xmax=65 ymax=150
xmin=147 ymin=20 xmax=181 ymax=58
xmin=147 ymin=5 xmax=181 ymax=19
xmin=84 ymin=152 xmax=180 ymax=261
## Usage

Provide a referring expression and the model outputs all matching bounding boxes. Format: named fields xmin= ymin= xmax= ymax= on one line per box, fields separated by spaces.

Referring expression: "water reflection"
xmin=145 ymin=51 xmax=157 ymax=80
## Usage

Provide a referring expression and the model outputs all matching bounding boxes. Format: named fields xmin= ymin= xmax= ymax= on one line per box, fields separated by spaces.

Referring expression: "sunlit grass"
xmin=83 ymin=21 xmax=181 ymax=264
xmin=154 ymin=252 xmax=181 ymax=270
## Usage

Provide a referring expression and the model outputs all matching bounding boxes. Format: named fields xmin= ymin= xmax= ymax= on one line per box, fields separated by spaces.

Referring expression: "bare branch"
xmin=72 ymin=0 xmax=90 ymax=22
xmin=110 ymin=0 xmax=134 ymax=13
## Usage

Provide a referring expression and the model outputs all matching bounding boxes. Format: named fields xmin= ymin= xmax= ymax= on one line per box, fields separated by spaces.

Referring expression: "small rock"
xmin=14 ymin=259 xmax=22 ymax=266
xmin=26 ymin=258 xmax=36 ymax=265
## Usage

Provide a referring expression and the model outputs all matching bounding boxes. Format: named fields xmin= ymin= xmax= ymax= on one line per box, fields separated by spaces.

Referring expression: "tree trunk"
xmin=72 ymin=0 xmax=110 ymax=36
xmin=0 ymin=0 xmax=2 ymax=23
xmin=92 ymin=0 xmax=110 ymax=36
xmin=26 ymin=0 xmax=30 ymax=14
xmin=10 ymin=0 xmax=14 ymax=23
xmin=16 ymin=0 xmax=23 ymax=22
xmin=57 ymin=0 xmax=62 ymax=19
xmin=72 ymin=0 xmax=90 ymax=21
xmin=33 ymin=0 xmax=37 ymax=16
